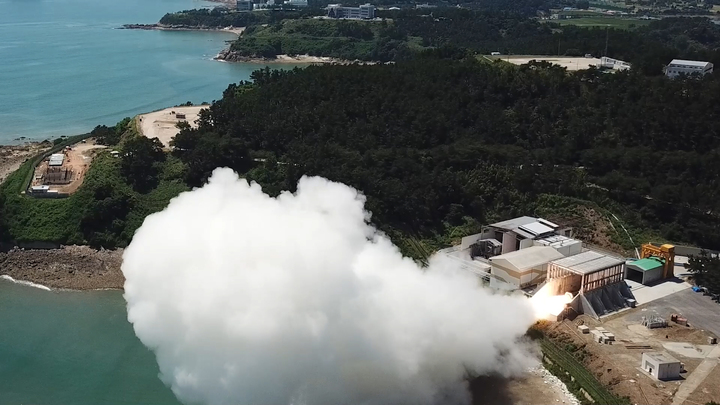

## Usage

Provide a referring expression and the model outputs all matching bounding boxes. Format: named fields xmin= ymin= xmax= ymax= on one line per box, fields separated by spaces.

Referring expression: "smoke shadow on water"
xmin=469 ymin=376 xmax=514 ymax=405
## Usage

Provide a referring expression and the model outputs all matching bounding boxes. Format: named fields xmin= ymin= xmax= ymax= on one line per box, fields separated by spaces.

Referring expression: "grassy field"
xmin=551 ymin=17 xmax=650 ymax=29
xmin=541 ymin=338 xmax=630 ymax=404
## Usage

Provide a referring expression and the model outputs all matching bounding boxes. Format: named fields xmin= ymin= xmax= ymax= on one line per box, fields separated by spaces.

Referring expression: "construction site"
xmin=443 ymin=215 xmax=720 ymax=404
xmin=27 ymin=139 xmax=107 ymax=198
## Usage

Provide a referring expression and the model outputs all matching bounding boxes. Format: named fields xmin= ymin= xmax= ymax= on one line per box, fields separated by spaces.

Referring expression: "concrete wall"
xmin=658 ymin=362 xmax=681 ymax=380
xmin=501 ymin=231 xmax=516 ymax=254
xmin=643 ymin=354 xmax=681 ymax=380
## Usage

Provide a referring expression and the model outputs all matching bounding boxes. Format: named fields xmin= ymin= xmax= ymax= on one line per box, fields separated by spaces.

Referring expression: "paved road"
xmin=645 ymin=289 xmax=720 ymax=337
xmin=672 ymin=358 xmax=718 ymax=405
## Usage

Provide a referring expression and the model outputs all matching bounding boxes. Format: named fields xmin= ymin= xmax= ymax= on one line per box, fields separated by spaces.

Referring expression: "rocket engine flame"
xmin=530 ymin=284 xmax=573 ymax=320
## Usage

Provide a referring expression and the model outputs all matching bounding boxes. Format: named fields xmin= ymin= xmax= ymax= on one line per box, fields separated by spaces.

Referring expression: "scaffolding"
xmin=44 ymin=166 xmax=75 ymax=184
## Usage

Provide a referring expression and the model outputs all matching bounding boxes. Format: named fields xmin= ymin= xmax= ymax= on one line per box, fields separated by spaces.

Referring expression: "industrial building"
xmin=326 ymin=3 xmax=376 ymax=19
xmin=546 ymin=250 xmax=634 ymax=319
xmin=664 ymin=59 xmax=713 ymax=78
xmin=489 ymin=246 xmax=565 ymax=288
xmin=626 ymin=257 xmax=665 ymax=285
xmin=642 ymin=352 xmax=682 ymax=380
xmin=462 ymin=216 xmax=574 ymax=256
xmin=600 ymin=56 xmax=631 ymax=71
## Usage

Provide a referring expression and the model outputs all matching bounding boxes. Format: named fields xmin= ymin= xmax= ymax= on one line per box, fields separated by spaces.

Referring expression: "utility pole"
xmin=604 ymin=25 xmax=609 ymax=57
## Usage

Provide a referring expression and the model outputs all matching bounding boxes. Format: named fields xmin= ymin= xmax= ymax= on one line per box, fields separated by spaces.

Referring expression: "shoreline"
xmin=214 ymin=48 xmax=370 ymax=65
xmin=0 ymin=245 xmax=125 ymax=290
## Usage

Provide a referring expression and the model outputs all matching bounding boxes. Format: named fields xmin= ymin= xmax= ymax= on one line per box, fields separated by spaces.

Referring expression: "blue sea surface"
xmin=0 ymin=280 xmax=184 ymax=404
xmin=0 ymin=0 xmax=272 ymax=144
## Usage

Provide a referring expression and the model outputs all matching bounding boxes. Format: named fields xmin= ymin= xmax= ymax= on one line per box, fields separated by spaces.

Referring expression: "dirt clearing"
xmin=495 ymin=56 xmax=602 ymax=71
xmin=138 ymin=105 xmax=208 ymax=147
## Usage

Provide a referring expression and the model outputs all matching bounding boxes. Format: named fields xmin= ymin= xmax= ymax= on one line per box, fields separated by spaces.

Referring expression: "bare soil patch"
xmin=138 ymin=105 xmax=208 ymax=147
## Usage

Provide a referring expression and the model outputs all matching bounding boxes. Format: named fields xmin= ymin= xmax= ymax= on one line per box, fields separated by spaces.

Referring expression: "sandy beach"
xmin=137 ymin=105 xmax=208 ymax=147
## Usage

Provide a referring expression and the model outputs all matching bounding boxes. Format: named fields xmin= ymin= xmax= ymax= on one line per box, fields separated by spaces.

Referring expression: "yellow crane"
xmin=640 ymin=243 xmax=675 ymax=279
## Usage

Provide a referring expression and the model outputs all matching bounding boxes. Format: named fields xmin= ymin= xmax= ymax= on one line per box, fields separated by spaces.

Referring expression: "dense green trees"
xmin=158 ymin=9 xmax=320 ymax=27
xmin=121 ymin=136 xmax=166 ymax=192
xmin=171 ymin=58 xmax=720 ymax=251
xmin=92 ymin=117 xmax=131 ymax=146
xmin=687 ymin=252 xmax=720 ymax=296
xmin=224 ymin=8 xmax=720 ymax=73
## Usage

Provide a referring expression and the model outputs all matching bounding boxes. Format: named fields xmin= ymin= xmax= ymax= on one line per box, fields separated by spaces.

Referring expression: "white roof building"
xmin=48 ymin=153 xmax=65 ymax=167
xmin=665 ymin=59 xmax=713 ymax=78
xmin=534 ymin=234 xmax=583 ymax=256
xmin=642 ymin=352 xmax=682 ymax=380
xmin=489 ymin=246 xmax=565 ymax=288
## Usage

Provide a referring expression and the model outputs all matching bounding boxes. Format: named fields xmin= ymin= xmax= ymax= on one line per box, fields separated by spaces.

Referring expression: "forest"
xmin=223 ymin=8 xmax=720 ymax=75
xmin=161 ymin=59 xmax=720 ymax=257
xmin=3 ymin=56 xmax=720 ymax=257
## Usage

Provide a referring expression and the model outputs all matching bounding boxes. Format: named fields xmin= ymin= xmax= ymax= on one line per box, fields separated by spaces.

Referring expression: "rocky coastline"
xmin=120 ymin=24 xmax=244 ymax=35
xmin=214 ymin=48 xmax=356 ymax=64
xmin=0 ymin=245 xmax=125 ymax=290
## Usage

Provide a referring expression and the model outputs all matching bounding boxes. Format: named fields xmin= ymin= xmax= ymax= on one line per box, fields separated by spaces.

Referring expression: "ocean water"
xmin=0 ymin=0 xmax=279 ymax=144
xmin=0 ymin=280 xmax=183 ymax=404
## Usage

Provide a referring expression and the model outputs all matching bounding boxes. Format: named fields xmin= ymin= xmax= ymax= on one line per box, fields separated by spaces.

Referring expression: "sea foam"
xmin=1 ymin=275 xmax=52 ymax=291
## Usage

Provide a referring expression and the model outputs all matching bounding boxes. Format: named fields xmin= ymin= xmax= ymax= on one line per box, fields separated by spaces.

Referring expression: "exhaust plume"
xmin=122 ymin=168 xmax=537 ymax=405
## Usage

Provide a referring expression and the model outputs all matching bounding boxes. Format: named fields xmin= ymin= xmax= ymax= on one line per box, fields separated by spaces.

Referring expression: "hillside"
xmin=168 ymin=59 xmax=720 ymax=256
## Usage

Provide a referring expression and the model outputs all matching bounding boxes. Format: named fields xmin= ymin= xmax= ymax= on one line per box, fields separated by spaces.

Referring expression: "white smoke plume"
xmin=122 ymin=168 xmax=538 ymax=405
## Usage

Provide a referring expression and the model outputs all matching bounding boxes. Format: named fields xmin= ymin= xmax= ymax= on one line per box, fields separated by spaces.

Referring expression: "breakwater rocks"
xmin=0 ymin=245 xmax=124 ymax=290
xmin=214 ymin=48 xmax=262 ymax=62
xmin=120 ymin=24 xmax=235 ymax=32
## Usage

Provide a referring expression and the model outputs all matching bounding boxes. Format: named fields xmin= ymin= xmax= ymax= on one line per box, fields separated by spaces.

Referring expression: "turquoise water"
xmin=0 ymin=281 xmax=183 ymax=404
xmin=0 ymin=0 xmax=275 ymax=144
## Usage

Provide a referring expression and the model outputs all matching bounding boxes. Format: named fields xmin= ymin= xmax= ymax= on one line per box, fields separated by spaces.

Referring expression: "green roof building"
xmin=626 ymin=257 xmax=665 ymax=285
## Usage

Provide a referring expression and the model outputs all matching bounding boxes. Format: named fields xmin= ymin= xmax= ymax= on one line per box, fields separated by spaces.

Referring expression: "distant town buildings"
xmin=284 ymin=0 xmax=308 ymax=7
xmin=238 ymin=0 xmax=306 ymax=11
xmin=600 ymin=56 xmax=631 ymax=71
xmin=326 ymin=3 xmax=376 ymax=19
xmin=664 ymin=59 xmax=713 ymax=78
xmin=236 ymin=0 xmax=253 ymax=11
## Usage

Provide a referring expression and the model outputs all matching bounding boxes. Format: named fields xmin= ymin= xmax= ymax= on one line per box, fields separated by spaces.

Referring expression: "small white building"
xmin=30 ymin=185 xmax=50 ymax=194
xmin=48 ymin=153 xmax=65 ymax=167
xmin=642 ymin=352 xmax=682 ymax=380
xmin=534 ymin=234 xmax=583 ymax=257
xmin=665 ymin=59 xmax=713 ymax=78
xmin=600 ymin=56 xmax=631 ymax=71
xmin=489 ymin=246 xmax=564 ymax=288
xmin=326 ymin=3 xmax=376 ymax=19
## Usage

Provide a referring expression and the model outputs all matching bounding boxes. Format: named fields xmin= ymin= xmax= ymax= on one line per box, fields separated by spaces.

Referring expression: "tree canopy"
xmin=169 ymin=58 xmax=720 ymax=251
